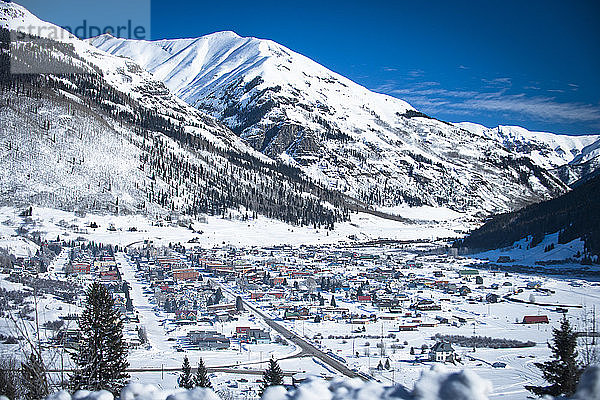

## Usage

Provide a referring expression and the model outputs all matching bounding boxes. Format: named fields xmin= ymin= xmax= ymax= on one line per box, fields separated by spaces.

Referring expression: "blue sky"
xmin=18 ymin=0 xmax=600 ymax=135
xmin=151 ymin=0 xmax=600 ymax=135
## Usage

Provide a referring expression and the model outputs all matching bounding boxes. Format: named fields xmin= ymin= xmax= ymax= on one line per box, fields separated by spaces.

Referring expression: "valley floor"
xmin=0 ymin=206 xmax=598 ymax=400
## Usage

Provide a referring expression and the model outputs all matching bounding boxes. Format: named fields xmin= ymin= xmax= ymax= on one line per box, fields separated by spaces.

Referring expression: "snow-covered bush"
xmin=42 ymin=366 xmax=600 ymax=400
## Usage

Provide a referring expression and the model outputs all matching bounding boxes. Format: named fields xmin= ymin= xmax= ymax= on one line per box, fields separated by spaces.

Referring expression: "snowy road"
xmin=118 ymin=253 xmax=172 ymax=353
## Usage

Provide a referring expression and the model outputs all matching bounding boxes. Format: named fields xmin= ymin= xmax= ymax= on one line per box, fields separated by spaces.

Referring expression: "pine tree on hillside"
xmin=178 ymin=356 xmax=193 ymax=389
xmin=193 ymin=358 xmax=212 ymax=388
xmin=260 ymin=358 xmax=283 ymax=395
xmin=21 ymin=351 xmax=49 ymax=400
xmin=70 ymin=282 xmax=129 ymax=394
xmin=527 ymin=315 xmax=583 ymax=397
xmin=330 ymin=295 xmax=337 ymax=307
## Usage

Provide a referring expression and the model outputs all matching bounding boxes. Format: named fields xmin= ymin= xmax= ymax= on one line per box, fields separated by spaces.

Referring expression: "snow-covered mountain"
xmin=3 ymin=1 xmax=597 ymax=222
xmin=90 ymin=32 xmax=591 ymax=214
xmin=455 ymin=123 xmax=598 ymax=170
xmin=0 ymin=1 xmax=346 ymax=226
xmin=456 ymin=123 xmax=600 ymax=185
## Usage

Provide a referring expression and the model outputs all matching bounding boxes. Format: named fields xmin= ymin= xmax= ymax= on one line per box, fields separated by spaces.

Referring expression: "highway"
xmin=216 ymin=280 xmax=370 ymax=381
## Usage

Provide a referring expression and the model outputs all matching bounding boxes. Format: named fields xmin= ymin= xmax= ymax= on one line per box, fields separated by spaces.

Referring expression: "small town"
xmin=2 ymin=220 xmax=597 ymax=399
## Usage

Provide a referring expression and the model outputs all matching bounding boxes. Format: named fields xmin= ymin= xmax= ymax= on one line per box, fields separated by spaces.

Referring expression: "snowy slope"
xmin=0 ymin=2 xmax=347 ymax=225
xmin=456 ymin=122 xmax=600 ymax=176
xmin=0 ymin=1 xmax=260 ymax=155
xmin=90 ymin=33 xmax=577 ymax=214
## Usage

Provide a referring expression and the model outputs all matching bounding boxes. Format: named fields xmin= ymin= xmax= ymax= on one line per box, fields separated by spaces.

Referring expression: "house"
xmin=459 ymin=269 xmax=479 ymax=277
xmin=412 ymin=299 xmax=441 ymax=311
xmin=486 ymin=293 xmax=499 ymax=303
xmin=397 ymin=325 xmax=418 ymax=331
xmin=71 ymin=262 xmax=91 ymax=274
xmin=522 ymin=315 xmax=549 ymax=324
xmin=235 ymin=327 xmax=250 ymax=337
xmin=187 ymin=331 xmax=230 ymax=350
xmin=172 ymin=268 xmax=199 ymax=281
xmin=429 ymin=341 xmax=455 ymax=363
xmin=284 ymin=310 xmax=301 ymax=320
xmin=250 ymin=292 xmax=265 ymax=300
xmin=247 ymin=328 xmax=270 ymax=344
xmin=175 ymin=310 xmax=197 ymax=323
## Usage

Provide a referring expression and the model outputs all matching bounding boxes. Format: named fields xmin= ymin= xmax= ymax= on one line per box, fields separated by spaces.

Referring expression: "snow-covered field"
xmin=0 ymin=206 xmax=474 ymax=250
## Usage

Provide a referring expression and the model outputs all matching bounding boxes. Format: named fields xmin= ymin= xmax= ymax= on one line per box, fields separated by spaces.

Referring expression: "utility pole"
xmin=593 ymin=305 xmax=597 ymax=346
xmin=381 ymin=321 xmax=384 ymax=358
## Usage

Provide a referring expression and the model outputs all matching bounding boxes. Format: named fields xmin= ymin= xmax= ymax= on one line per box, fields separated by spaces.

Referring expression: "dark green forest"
xmin=456 ymin=175 xmax=600 ymax=257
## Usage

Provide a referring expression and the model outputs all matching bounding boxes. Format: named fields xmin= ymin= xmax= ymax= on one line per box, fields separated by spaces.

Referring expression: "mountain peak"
xmin=201 ymin=30 xmax=243 ymax=40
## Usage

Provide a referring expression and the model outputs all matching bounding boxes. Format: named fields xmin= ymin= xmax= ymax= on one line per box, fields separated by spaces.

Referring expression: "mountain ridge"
xmin=90 ymin=32 xmax=584 ymax=215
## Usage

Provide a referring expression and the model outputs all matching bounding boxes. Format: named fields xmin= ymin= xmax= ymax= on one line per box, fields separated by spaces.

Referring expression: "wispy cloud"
xmin=406 ymin=69 xmax=425 ymax=78
xmin=382 ymin=66 xmax=398 ymax=72
xmin=385 ymin=86 xmax=600 ymax=124
xmin=481 ymin=77 xmax=512 ymax=88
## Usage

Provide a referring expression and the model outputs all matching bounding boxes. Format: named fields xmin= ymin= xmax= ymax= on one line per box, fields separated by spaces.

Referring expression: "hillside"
xmin=456 ymin=174 xmax=600 ymax=257
xmin=0 ymin=2 xmax=348 ymax=227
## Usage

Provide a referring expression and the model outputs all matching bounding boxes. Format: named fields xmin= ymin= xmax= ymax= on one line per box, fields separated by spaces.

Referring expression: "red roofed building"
xmin=235 ymin=327 xmax=250 ymax=337
xmin=72 ymin=262 xmax=91 ymax=274
xmin=522 ymin=315 xmax=549 ymax=324
xmin=173 ymin=268 xmax=199 ymax=281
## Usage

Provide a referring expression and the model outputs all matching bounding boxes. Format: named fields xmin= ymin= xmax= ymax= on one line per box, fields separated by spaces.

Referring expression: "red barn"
xmin=522 ymin=315 xmax=549 ymax=324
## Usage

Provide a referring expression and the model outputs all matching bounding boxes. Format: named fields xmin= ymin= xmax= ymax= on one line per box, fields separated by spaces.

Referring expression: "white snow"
xmin=41 ymin=365 xmax=600 ymax=399
xmin=456 ymin=123 xmax=600 ymax=170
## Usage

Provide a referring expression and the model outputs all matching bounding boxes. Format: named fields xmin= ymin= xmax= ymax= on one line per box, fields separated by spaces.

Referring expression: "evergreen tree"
xmin=384 ymin=358 xmax=391 ymax=370
xmin=193 ymin=358 xmax=212 ymax=388
xmin=330 ymin=295 xmax=337 ymax=307
xmin=178 ymin=356 xmax=193 ymax=389
xmin=260 ymin=358 xmax=283 ymax=395
xmin=70 ymin=282 xmax=129 ymax=394
xmin=527 ymin=315 xmax=583 ymax=397
xmin=21 ymin=351 xmax=49 ymax=400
